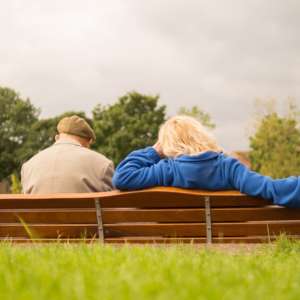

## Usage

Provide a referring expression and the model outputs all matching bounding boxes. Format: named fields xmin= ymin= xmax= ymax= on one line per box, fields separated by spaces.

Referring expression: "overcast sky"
xmin=1 ymin=0 xmax=299 ymax=150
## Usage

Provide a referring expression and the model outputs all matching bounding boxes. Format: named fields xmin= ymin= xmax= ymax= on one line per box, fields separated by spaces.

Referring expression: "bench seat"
xmin=0 ymin=187 xmax=299 ymax=244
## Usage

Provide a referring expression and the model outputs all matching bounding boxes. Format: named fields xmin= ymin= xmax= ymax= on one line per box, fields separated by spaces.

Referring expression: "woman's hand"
xmin=153 ymin=142 xmax=164 ymax=157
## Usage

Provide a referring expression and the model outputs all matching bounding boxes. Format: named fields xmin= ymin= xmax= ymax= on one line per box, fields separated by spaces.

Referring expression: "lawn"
xmin=0 ymin=238 xmax=300 ymax=300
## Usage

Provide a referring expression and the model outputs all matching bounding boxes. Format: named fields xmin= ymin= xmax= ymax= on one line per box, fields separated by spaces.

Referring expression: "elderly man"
xmin=21 ymin=115 xmax=114 ymax=194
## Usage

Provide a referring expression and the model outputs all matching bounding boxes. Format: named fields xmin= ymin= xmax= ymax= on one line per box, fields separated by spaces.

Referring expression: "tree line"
xmin=1 ymin=86 xmax=300 ymax=191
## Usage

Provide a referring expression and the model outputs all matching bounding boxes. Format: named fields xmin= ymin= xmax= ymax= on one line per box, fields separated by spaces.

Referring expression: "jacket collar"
xmin=54 ymin=139 xmax=82 ymax=147
xmin=176 ymin=151 xmax=221 ymax=162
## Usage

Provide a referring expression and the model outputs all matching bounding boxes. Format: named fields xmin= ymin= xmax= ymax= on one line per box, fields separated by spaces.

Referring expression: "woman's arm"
xmin=222 ymin=156 xmax=300 ymax=208
xmin=112 ymin=147 xmax=174 ymax=190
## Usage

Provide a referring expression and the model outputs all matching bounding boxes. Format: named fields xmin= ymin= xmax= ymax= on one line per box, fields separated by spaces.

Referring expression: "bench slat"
xmin=103 ymin=221 xmax=300 ymax=237
xmin=1 ymin=207 xmax=300 ymax=224
xmin=0 ymin=196 xmax=268 ymax=209
xmin=0 ymin=221 xmax=299 ymax=239
xmin=0 ymin=224 xmax=97 ymax=238
xmin=211 ymin=207 xmax=300 ymax=222
xmin=102 ymin=207 xmax=300 ymax=222
xmin=98 ymin=194 xmax=269 ymax=208
xmin=0 ymin=187 xmax=270 ymax=208
xmin=103 ymin=207 xmax=299 ymax=222
xmin=0 ymin=199 xmax=96 ymax=209
xmin=212 ymin=222 xmax=300 ymax=237
xmin=0 ymin=187 xmax=252 ymax=200
xmin=0 ymin=209 xmax=97 ymax=224
xmin=0 ymin=187 xmax=298 ymax=243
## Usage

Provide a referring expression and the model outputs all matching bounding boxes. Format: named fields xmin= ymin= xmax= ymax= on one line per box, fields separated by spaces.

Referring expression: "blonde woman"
xmin=113 ymin=115 xmax=300 ymax=207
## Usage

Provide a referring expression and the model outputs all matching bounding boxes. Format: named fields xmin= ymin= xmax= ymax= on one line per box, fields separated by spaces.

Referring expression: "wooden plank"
xmin=98 ymin=192 xmax=269 ymax=208
xmin=212 ymin=221 xmax=300 ymax=237
xmin=0 ymin=209 xmax=97 ymax=224
xmin=1 ymin=220 xmax=297 ymax=239
xmin=1 ymin=207 xmax=299 ymax=224
xmin=1 ymin=221 xmax=299 ymax=239
xmin=104 ymin=223 xmax=206 ymax=237
xmin=0 ymin=224 xmax=97 ymax=238
xmin=102 ymin=208 xmax=206 ymax=223
xmin=0 ymin=195 xmax=268 ymax=209
xmin=0 ymin=187 xmax=247 ymax=200
xmin=103 ymin=221 xmax=300 ymax=237
xmin=211 ymin=207 xmax=300 ymax=222
xmin=0 ymin=208 xmax=203 ymax=224
xmin=0 ymin=199 xmax=95 ymax=209
xmin=0 ymin=187 xmax=270 ymax=208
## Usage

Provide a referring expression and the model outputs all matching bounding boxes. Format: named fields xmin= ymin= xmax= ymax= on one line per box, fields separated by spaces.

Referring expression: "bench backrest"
xmin=0 ymin=187 xmax=300 ymax=243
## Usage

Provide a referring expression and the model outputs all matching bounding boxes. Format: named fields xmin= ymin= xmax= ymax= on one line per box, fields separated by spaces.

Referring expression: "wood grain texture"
xmin=0 ymin=187 xmax=299 ymax=243
xmin=0 ymin=187 xmax=270 ymax=208
xmin=103 ymin=221 xmax=300 ymax=238
xmin=1 ymin=207 xmax=299 ymax=224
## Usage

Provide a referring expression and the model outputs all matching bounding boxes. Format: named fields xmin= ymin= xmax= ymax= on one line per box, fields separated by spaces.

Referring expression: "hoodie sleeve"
xmin=222 ymin=156 xmax=300 ymax=208
xmin=113 ymin=147 xmax=174 ymax=190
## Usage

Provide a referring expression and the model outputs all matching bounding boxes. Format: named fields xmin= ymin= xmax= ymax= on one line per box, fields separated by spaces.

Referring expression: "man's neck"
xmin=55 ymin=133 xmax=91 ymax=148
xmin=55 ymin=137 xmax=82 ymax=147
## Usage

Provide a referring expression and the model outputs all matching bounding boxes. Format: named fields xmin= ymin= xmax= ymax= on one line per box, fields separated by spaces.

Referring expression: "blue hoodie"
xmin=113 ymin=147 xmax=300 ymax=208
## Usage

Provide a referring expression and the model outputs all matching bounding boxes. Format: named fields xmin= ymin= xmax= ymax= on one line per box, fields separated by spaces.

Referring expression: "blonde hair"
xmin=158 ymin=115 xmax=223 ymax=157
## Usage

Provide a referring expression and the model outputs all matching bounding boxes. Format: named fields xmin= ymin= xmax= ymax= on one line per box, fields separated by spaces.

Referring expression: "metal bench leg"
xmin=94 ymin=198 xmax=104 ymax=243
xmin=204 ymin=196 xmax=212 ymax=244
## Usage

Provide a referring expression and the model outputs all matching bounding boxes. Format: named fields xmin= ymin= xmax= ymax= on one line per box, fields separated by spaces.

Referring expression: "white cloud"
xmin=0 ymin=0 xmax=299 ymax=150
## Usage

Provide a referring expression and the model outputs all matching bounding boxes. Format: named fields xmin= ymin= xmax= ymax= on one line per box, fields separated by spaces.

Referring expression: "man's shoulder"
xmin=24 ymin=145 xmax=54 ymax=161
xmin=21 ymin=146 xmax=56 ymax=172
xmin=22 ymin=144 xmax=112 ymax=169
xmin=81 ymin=147 xmax=112 ymax=165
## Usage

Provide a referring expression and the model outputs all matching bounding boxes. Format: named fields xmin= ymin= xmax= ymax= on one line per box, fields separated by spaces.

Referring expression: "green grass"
xmin=1 ymin=238 xmax=300 ymax=300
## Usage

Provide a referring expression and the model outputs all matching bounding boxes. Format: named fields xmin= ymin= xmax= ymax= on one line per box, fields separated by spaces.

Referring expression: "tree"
xmin=0 ymin=87 xmax=39 ymax=180
xmin=178 ymin=106 xmax=215 ymax=129
xmin=249 ymin=102 xmax=300 ymax=178
xmin=93 ymin=91 xmax=166 ymax=165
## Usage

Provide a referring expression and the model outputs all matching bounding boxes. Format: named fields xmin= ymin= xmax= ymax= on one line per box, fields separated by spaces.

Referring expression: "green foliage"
xmin=0 ymin=85 xmax=91 ymax=183
xmin=93 ymin=91 xmax=166 ymax=165
xmin=0 ymin=86 xmax=165 ymax=183
xmin=178 ymin=105 xmax=216 ymax=129
xmin=1 ymin=243 xmax=300 ymax=299
xmin=0 ymin=87 xmax=39 ymax=180
xmin=249 ymin=110 xmax=300 ymax=178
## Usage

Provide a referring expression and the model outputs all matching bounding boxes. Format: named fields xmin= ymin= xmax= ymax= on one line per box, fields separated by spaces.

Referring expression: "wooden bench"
xmin=0 ymin=187 xmax=300 ymax=244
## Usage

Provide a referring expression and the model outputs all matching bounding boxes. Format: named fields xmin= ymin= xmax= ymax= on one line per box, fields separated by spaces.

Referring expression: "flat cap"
xmin=57 ymin=115 xmax=96 ymax=141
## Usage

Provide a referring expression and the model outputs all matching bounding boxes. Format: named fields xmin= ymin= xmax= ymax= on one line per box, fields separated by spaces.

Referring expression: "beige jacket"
xmin=21 ymin=140 xmax=114 ymax=194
